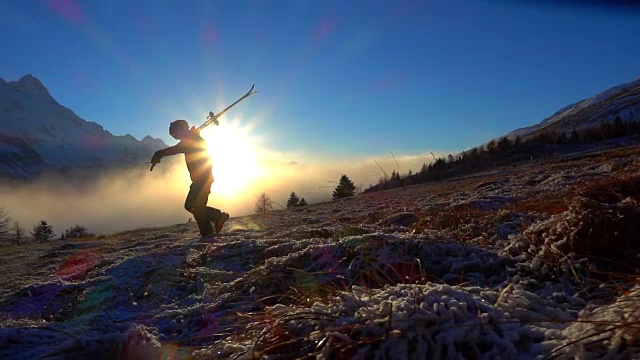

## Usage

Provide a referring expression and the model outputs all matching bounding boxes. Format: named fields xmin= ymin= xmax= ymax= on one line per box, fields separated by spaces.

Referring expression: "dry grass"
xmin=411 ymin=206 xmax=514 ymax=243
xmin=204 ymin=149 xmax=640 ymax=358
xmin=506 ymin=194 xmax=569 ymax=216
xmin=543 ymin=174 xmax=640 ymax=274
xmin=572 ymin=173 xmax=640 ymax=204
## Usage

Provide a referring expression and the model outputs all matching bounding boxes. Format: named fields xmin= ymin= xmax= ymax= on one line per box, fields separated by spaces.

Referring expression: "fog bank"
xmin=1 ymin=150 xmax=448 ymax=236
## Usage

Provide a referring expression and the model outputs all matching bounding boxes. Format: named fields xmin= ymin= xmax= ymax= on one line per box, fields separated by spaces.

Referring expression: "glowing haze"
xmin=0 ymin=140 xmax=435 ymax=236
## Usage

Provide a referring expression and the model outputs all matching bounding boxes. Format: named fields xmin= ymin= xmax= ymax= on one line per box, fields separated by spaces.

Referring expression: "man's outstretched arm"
xmin=151 ymin=143 xmax=185 ymax=164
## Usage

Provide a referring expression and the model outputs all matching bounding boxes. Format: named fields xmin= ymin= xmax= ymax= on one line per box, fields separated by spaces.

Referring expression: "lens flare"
xmin=201 ymin=118 xmax=262 ymax=200
xmin=56 ymin=250 xmax=100 ymax=280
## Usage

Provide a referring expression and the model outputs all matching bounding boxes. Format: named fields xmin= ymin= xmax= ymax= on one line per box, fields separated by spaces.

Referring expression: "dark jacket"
xmin=161 ymin=131 xmax=214 ymax=186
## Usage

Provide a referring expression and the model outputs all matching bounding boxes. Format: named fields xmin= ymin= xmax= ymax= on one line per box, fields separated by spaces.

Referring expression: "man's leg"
xmin=185 ymin=185 xmax=214 ymax=236
xmin=206 ymin=206 xmax=223 ymax=222
xmin=214 ymin=211 xmax=230 ymax=233
xmin=205 ymin=205 xmax=229 ymax=233
xmin=203 ymin=196 xmax=229 ymax=233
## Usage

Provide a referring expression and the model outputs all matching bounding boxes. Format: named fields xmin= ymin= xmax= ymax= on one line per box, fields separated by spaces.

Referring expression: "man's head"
xmin=169 ymin=120 xmax=190 ymax=139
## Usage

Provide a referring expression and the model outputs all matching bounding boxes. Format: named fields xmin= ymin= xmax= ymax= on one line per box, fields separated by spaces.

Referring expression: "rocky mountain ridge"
xmin=0 ymin=75 xmax=167 ymax=181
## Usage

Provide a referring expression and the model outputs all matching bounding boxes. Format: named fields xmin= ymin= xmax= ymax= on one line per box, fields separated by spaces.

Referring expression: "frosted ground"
xmin=2 ymin=145 xmax=640 ymax=359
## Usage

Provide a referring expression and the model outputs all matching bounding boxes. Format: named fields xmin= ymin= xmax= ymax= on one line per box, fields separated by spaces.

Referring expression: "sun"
xmin=200 ymin=118 xmax=261 ymax=199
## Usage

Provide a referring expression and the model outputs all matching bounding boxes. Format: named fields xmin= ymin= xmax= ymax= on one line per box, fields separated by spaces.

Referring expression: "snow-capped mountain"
xmin=504 ymin=77 xmax=640 ymax=140
xmin=0 ymin=74 xmax=167 ymax=181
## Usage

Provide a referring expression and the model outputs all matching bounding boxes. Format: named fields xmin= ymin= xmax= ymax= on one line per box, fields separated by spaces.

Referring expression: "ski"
xmin=197 ymin=84 xmax=258 ymax=130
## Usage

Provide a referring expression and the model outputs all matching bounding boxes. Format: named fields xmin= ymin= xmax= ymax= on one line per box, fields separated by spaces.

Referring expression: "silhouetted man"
xmin=151 ymin=120 xmax=229 ymax=241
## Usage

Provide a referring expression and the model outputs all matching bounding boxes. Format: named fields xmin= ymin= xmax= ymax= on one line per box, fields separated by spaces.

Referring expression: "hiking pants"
xmin=184 ymin=183 xmax=222 ymax=236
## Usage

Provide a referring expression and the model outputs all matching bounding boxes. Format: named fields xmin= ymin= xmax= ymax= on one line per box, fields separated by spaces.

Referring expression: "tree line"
xmin=253 ymin=174 xmax=358 ymax=214
xmin=367 ymin=117 xmax=640 ymax=192
xmin=0 ymin=207 xmax=92 ymax=246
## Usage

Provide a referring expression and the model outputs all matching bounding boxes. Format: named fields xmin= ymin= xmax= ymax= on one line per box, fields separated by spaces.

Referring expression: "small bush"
xmin=64 ymin=225 xmax=93 ymax=239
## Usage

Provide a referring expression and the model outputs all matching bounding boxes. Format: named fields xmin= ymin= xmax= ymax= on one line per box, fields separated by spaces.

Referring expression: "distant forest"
xmin=366 ymin=117 xmax=640 ymax=193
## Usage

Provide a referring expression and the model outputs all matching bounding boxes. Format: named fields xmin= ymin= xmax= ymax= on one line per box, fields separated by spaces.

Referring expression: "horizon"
xmin=2 ymin=0 xmax=640 ymax=234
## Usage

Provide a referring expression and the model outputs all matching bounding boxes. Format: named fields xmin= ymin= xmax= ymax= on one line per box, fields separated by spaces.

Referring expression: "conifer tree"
xmin=486 ymin=139 xmax=497 ymax=155
xmin=612 ymin=116 xmax=626 ymax=138
xmin=558 ymin=132 xmax=568 ymax=144
xmin=286 ymin=192 xmax=300 ymax=208
xmin=298 ymin=198 xmax=308 ymax=206
xmin=447 ymin=154 xmax=454 ymax=163
xmin=497 ymin=137 xmax=511 ymax=152
xmin=0 ymin=207 xmax=11 ymax=246
xmin=332 ymin=174 xmax=356 ymax=199
xmin=514 ymin=136 xmax=522 ymax=147
xmin=569 ymin=128 xmax=580 ymax=144
xmin=32 ymin=220 xmax=54 ymax=243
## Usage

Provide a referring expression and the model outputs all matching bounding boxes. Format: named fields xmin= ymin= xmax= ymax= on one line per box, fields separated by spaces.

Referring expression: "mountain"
xmin=504 ymin=77 xmax=640 ymax=141
xmin=0 ymin=74 xmax=167 ymax=181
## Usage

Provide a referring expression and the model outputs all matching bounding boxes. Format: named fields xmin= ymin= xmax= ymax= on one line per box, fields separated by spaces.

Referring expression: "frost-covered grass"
xmin=2 ymin=146 xmax=640 ymax=359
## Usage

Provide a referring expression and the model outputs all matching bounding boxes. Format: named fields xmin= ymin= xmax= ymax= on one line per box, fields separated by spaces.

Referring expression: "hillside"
xmin=2 ymin=144 xmax=640 ymax=359
xmin=505 ymin=77 xmax=640 ymax=141
xmin=365 ymin=75 xmax=640 ymax=194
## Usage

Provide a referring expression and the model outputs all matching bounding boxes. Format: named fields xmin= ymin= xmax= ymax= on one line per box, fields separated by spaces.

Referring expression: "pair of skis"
xmin=149 ymin=84 xmax=257 ymax=171
xmin=198 ymin=84 xmax=257 ymax=130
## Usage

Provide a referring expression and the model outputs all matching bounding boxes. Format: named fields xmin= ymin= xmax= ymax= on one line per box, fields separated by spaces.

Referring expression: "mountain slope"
xmin=0 ymin=75 xmax=167 ymax=180
xmin=504 ymin=77 xmax=640 ymax=140
xmin=2 ymin=145 xmax=640 ymax=358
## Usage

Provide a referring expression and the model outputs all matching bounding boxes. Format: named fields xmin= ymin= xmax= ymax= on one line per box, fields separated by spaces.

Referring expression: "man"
xmin=151 ymin=120 xmax=229 ymax=241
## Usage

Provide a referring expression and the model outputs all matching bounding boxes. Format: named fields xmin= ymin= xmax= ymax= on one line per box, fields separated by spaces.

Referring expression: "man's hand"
xmin=151 ymin=150 xmax=164 ymax=165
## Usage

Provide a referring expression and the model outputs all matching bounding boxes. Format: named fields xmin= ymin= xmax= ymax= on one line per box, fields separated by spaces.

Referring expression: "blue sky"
xmin=2 ymin=0 xmax=640 ymax=159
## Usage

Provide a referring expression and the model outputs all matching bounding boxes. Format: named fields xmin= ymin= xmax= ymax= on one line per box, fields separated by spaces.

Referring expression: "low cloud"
xmin=1 ymin=150 xmax=452 ymax=236
xmin=1 ymin=160 xmax=190 ymax=237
